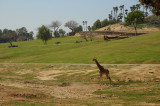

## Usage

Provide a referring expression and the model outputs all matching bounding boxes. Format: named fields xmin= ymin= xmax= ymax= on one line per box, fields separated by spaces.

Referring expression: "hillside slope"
xmin=97 ymin=23 xmax=160 ymax=33
xmin=0 ymin=32 xmax=160 ymax=64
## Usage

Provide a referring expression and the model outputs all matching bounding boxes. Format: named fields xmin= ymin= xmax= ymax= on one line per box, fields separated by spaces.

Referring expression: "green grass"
xmin=93 ymin=82 xmax=160 ymax=105
xmin=0 ymin=32 xmax=160 ymax=64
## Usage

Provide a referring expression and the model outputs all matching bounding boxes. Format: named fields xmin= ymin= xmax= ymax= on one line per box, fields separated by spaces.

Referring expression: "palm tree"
xmin=122 ymin=5 xmax=125 ymax=21
xmin=130 ymin=6 xmax=134 ymax=12
xmin=108 ymin=14 xmax=112 ymax=21
xmin=113 ymin=7 xmax=116 ymax=20
xmin=119 ymin=5 xmax=123 ymax=13
xmin=111 ymin=10 xmax=113 ymax=20
xmin=119 ymin=5 xmax=125 ymax=21
xmin=118 ymin=13 xmax=123 ymax=22
xmin=130 ymin=5 xmax=136 ymax=12
xmin=133 ymin=5 xmax=136 ymax=11
xmin=136 ymin=4 xmax=141 ymax=10
xmin=125 ymin=9 xmax=128 ymax=16
xmin=115 ymin=6 xmax=119 ymax=21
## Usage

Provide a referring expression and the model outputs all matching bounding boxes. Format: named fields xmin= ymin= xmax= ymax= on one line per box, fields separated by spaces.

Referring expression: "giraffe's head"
xmin=92 ymin=58 xmax=97 ymax=61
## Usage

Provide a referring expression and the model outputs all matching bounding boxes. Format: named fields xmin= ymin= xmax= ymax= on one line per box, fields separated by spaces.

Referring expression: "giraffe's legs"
xmin=106 ymin=73 xmax=112 ymax=84
xmin=99 ymin=72 xmax=103 ymax=85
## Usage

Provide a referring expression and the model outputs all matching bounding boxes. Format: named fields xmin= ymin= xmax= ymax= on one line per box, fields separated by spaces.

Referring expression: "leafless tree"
xmin=50 ymin=21 xmax=61 ymax=31
xmin=80 ymin=32 xmax=94 ymax=42
xmin=64 ymin=20 xmax=78 ymax=32
xmin=50 ymin=21 xmax=61 ymax=37
xmin=80 ymin=32 xmax=88 ymax=42
xmin=2 ymin=31 xmax=17 ymax=47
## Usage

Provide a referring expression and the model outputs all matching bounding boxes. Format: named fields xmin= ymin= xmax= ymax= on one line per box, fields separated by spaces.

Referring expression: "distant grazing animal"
xmin=93 ymin=58 xmax=112 ymax=84
xmin=75 ymin=41 xmax=82 ymax=43
xmin=55 ymin=42 xmax=61 ymax=44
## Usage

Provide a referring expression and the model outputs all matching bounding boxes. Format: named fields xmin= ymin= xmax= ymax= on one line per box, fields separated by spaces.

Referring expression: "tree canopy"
xmin=0 ymin=27 xmax=33 ymax=45
xmin=92 ymin=19 xmax=101 ymax=30
xmin=64 ymin=20 xmax=78 ymax=33
xmin=50 ymin=21 xmax=62 ymax=37
xmin=139 ymin=0 xmax=160 ymax=16
xmin=37 ymin=25 xmax=52 ymax=45
xmin=125 ymin=11 xmax=144 ymax=35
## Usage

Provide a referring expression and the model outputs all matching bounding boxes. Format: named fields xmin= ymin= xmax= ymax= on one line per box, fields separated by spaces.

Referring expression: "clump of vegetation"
xmin=139 ymin=0 xmax=160 ymax=16
xmin=36 ymin=25 xmax=52 ymax=45
xmin=125 ymin=11 xmax=144 ymax=36
xmin=144 ymin=15 xmax=160 ymax=27
xmin=0 ymin=27 xmax=34 ymax=47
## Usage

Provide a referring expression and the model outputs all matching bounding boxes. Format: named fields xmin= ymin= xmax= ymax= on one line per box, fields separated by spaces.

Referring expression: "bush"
xmin=144 ymin=15 xmax=160 ymax=26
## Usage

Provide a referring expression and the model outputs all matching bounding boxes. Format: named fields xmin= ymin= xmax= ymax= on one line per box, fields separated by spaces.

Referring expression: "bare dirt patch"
xmin=36 ymin=70 xmax=64 ymax=80
xmin=113 ymin=65 xmax=160 ymax=82
xmin=52 ymin=82 xmax=106 ymax=99
xmin=16 ymin=69 xmax=33 ymax=75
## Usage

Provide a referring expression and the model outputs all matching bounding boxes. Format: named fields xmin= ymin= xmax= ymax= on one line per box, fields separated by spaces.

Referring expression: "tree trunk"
xmin=43 ymin=40 xmax=47 ymax=45
xmin=9 ymin=41 xmax=13 ymax=47
xmin=84 ymin=37 xmax=88 ymax=42
xmin=134 ymin=24 xmax=137 ymax=36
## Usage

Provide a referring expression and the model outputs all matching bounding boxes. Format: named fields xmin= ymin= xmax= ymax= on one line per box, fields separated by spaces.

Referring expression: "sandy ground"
xmin=97 ymin=23 xmax=160 ymax=33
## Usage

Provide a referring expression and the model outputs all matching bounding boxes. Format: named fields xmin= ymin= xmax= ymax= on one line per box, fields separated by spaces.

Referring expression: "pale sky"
xmin=0 ymin=0 xmax=139 ymax=36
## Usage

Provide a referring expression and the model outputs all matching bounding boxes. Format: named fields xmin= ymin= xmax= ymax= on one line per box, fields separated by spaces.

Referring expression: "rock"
xmin=149 ymin=90 xmax=152 ymax=92
xmin=24 ymin=81 xmax=31 ymax=84
xmin=50 ymin=65 xmax=54 ymax=68
xmin=101 ymin=96 xmax=107 ymax=98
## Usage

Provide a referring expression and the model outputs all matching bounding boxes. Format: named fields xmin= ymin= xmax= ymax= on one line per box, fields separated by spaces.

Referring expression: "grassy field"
xmin=0 ymin=63 xmax=160 ymax=105
xmin=0 ymin=31 xmax=160 ymax=64
xmin=0 ymin=32 xmax=160 ymax=105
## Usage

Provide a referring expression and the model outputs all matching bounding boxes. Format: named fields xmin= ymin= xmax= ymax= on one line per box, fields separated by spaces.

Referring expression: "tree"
xmin=115 ymin=7 xmax=119 ymax=21
xmin=80 ymin=32 xmax=88 ymax=42
xmin=125 ymin=11 xmax=144 ymax=36
xmin=88 ymin=26 xmax=92 ymax=31
xmin=130 ymin=5 xmax=136 ymax=12
xmin=113 ymin=7 xmax=116 ymax=20
xmin=139 ymin=0 xmax=160 ymax=16
xmin=136 ymin=4 xmax=141 ymax=10
xmin=144 ymin=15 xmax=160 ymax=26
xmin=1 ymin=31 xmax=17 ymax=47
xmin=50 ymin=21 xmax=61 ymax=37
xmin=125 ymin=9 xmax=128 ymax=16
xmin=0 ymin=29 xmax=2 ymax=36
xmin=92 ymin=19 xmax=101 ymax=30
xmin=121 ymin=5 xmax=125 ymax=21
xmin=118 ymin=13 xmax=123 ymax=21
xmin=80 ymin=32 xmax=94 ymax=42
xmin=37 ymin=25 xmax=52 ymax=45
xmin=75 ymin=25 xmax=83 ymax=33
xmin=109 ymin=11 xmax=113 ymax=20
xmin=101 ymin=19 xmax=108 ymax=27
xmin=29 ymin=31 xmax=34 ymax=40
xmin=119 ymin=5 xmax=125 ymax=21
xmin=3 ymin=29 xmax=9 ymax=34
xmin=59 ymin=29 xmax=66 ymax=36
xmin=16 ymin=27 xmax=32 ymax=41
xmin=64 ymin=20 xmax=78 ymax=33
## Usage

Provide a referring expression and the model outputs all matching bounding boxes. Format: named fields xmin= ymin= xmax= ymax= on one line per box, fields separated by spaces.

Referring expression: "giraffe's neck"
xmin=95 ymin=60 xmax=102 ymax=70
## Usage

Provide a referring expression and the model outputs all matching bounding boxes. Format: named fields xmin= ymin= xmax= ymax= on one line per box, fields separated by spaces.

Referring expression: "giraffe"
xmin=93 ymin=58 xmax=112 ymax=84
